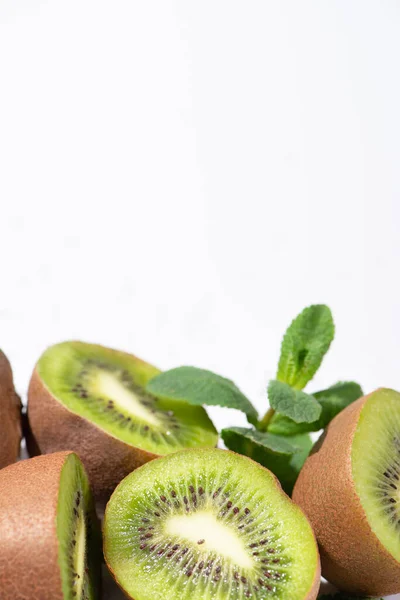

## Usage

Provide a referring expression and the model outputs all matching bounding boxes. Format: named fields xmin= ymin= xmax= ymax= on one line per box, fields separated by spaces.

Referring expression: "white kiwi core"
xmin=73 ymin=514 xmax=87 ymax=598
xmin=92 ymin=370 xmax=160 ymax=427
xmin=166 ymin=511 xmax=253 ymax=569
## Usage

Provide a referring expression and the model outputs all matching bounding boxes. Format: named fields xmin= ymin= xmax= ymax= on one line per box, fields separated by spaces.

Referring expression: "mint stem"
xmin=258 ymin=408 xmax=275 ymax=431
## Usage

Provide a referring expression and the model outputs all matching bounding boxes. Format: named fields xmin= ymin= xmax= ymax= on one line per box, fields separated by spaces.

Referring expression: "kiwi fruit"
xmin=103 ymin=447 xmax=320 ymax=600
xmin=0 ymin=349 xmax=22 ymax=468
xmin=293 ymin=388 xmax=400 ymax=596
xmin=27 ymin=341 xmax=218 ymax=506
xmin=0 ymin=451 xmax=101 ymax=600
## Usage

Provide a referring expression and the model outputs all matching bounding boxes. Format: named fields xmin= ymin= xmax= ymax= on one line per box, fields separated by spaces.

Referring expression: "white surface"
xmin=1 ymin=2 xmax=400 ymax=598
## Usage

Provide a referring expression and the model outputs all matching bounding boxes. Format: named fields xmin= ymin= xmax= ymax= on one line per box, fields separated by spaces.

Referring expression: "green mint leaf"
xmin=268 ymin=381 xmax=363 ymax=435
xmin=221 ymin=427 xmax=311 ymax=495
xmin=221 ymin=427 xmax=300 ymax=456
xmin=267 ymin=413 xmax=311 ymax=436
xmin=268 ymin=380 xmax=321 ymax=423
xmin=313 ymin=381 xmax=363 ymax=429
xmin=146 ymin=366 xmax=258 ymax=425
xmin=287 ymin=433 xmax=313 ymax=479
xmin=277 ymin=304 xmax=334 ymax=389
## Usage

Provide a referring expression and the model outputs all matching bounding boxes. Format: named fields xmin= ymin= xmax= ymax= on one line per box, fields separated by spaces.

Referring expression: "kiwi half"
xmin=0 ymin=349 xmax=22 ymax=468
xmin=104 ymin=448 xmax=320 ymax=600
xmin=27 ymin=341 xmax=218 ymax=506
xmin=293 ymin=388 xmax=400 ymax=596
xmin=0 ymin=451 xmax=101 ymax=600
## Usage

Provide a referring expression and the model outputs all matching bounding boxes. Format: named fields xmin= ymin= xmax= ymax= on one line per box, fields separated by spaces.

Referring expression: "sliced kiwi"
xmin=57 ymin=453 xmax=102 ymax=599
xmin=0 ymin=452 xmax=101 ymax=600
xmin=27 ymin=342 xmax=218 ymax=505
xmin=0 ymin=349 xmax=22 ymax=468
xmin=352 ymin=389 xmax=400 ymax=562
xmin=104 ymin=448 xmax=320 ymax=600
xmin=293 ymin=388 xmax=400 ymax=596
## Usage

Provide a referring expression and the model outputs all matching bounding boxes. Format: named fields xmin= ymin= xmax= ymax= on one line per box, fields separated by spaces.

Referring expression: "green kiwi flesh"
xmin=352 ymin=388 xmax=400 ymax=562
xmin=57 ymin=453 xmax=102 ymax=600
xmin=104 ymin=448 xmax=319 ymax=600
xmin=37 ymin=342 xmax=217 ymax=455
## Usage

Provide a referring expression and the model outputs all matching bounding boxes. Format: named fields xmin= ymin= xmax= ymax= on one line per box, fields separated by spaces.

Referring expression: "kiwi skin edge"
xmin=293 ymin=389 xmax=400 ymax=596
xmin=0 ymin=350 xmax=22 ymax=469
xmin=28 ymin=368 xmax=158 ymax=509
xmin=104 ymin=448 xmax=321 ymax=600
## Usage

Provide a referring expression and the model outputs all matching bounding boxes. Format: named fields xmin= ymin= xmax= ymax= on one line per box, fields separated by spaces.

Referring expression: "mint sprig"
xmin=145 ymin=304 xmax=362 ymax=497
xmin=146 ymin=366 xmax=258 ymax=425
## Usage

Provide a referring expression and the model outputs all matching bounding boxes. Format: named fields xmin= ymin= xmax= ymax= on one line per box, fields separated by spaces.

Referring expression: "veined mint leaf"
xmin=268 ymin=380 xmax=321 ymax=423
xmin=277 ymin=304 xmax=334 ymax=389
xmin=268 ymin=381 xmax=363 ymax=435
xmin=146 ymin=366 xmax=258 ymax=425
xmin=221 ymin=428 xmax=312 ymax=495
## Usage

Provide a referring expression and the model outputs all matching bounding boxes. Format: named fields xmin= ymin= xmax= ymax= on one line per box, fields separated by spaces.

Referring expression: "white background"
xmin=1 ymin=1 xmax=400 ymax=598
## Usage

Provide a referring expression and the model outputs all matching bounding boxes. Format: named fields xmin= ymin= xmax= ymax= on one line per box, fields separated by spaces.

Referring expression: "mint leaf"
xmin=288 ymin=433 xmax=313 ymax=478
xmin=146 ymin=367 xmax=258 ymax=425
xmin=268 ymin=380 xmax=321 ymax=423
xmin=267 ymin=414 xmax=310 ymax=435
xmin=277 ymin=305 xmax=334 ymax=389
xmin=221 ymin=427 xmax=300 ymax=456
xmin=314 ymin=381 xmax=363 ymax=428
xmin=221 ymin=427 xmax=311 ymax=495
xmin=268 ymin=381 xmax=363 ymax=435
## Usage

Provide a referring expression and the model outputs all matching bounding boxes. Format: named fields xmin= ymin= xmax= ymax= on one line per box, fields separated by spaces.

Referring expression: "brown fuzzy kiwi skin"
xmin=0 ymin=452 xmax=80 ymax=600
xmin=28 ymin=369 xmax=158 ymax=509
xmin=104 ymin=448 xmax=321 ymax=600
xmin=293 ymin=390 xmax=400 ymax=596
xmin=0 ymin=350 xmax=22 ymax=469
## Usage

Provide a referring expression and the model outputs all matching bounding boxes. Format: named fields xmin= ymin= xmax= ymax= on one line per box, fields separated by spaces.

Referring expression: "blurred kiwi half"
xmin=27 ymin=341 xmax=218 ymax=507
xmin=0 ymin=349 xmax=22 ymax=469
xmin=293 ymin=388 xmax=400 ymax=596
